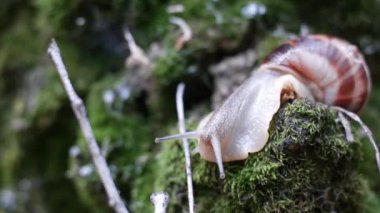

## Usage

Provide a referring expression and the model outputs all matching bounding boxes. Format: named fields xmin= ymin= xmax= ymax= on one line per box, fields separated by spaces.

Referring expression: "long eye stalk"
xmin=155 ymin=131 xmax=198 ymax=143
xmin=211 ymin=136 xmax=225 ymax=179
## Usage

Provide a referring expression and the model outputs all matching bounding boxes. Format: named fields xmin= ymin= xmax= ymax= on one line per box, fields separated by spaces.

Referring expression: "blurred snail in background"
xmin=156 ymin=34 xmax=379 ymax=179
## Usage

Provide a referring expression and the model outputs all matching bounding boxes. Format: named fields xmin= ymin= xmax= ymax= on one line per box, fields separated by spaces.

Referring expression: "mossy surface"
xmin=155 ymin=99 xmax=365 ymax=212
xmin=1 ymin=0 xmax=380 ymax=212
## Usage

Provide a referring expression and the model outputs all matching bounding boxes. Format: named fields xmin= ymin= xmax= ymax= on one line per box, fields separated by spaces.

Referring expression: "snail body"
xmin=156 ymin=34 xmax=372 ymax=179
xmin=195 ymin=70 xmax=313 ymax=163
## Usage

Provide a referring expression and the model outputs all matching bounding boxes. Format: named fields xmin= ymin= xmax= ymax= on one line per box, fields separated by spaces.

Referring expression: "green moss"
xmin=0 ymin=11 xmax=43 ymax=71
xmin=154 ymin=99 xmax=369 ymax=212
xmin=181 ymin=0 xmax=249 ymax=52
xmin=0 ymin=131 xmax=21 ymax=186
xmin=361 ymin=179 xmax=380 ymax=213
xmin=255 ymin=35 xmax=286 ymax=63
xmin=2 ymin=0 xmax=380 ymax=212
xmin=154 ymin=50 xmax=187 ymax=85
xmin=34 ymin=0 xmax=77 ymax=32
xmin=68 ymin=76 xmax=153 ymax=212
xmin=360 ymin=87 xmax=380 ymax=194
xmin=85 ymin=78 xmax=151 ymax=166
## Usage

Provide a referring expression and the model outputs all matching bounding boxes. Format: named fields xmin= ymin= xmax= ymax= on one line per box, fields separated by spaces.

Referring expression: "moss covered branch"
xmin=154 ymin=99 xmax=365 ymax=212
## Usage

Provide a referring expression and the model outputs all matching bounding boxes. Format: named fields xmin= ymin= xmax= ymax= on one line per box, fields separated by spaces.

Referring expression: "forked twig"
xmin=176 ymin=83 xmax=195 ymax=213
xmin=48 ymin=39 xmax=129 ymax=213
xmin=333 ymin=106 xmax=380 ymax=172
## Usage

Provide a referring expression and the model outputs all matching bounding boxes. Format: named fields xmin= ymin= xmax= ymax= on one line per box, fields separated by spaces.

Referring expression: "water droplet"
xmin=103 ymin=89 xmax=115 ymax=105
xmin=241 ymin=2 xmax=267 ymax=19
xmin=69 ymin=145 xmax=81 ymax=158
xmin=78 ymin=164 xmax=93 ymax=177
xmin=75 ymin=17 xmax=86 ymax=26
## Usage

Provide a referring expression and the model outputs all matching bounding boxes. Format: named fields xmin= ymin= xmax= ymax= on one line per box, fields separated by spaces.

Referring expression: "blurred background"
xmin=0 ymin=0 xmax=380 ymax=212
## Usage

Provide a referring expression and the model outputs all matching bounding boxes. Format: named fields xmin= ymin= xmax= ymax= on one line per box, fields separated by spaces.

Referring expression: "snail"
xmin=156 ymin=34 xmax=373 ymax=179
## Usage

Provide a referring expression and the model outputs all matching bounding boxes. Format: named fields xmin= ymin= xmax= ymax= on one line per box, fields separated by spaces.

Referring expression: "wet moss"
xmin=1 ymin=0 xmax=380 ymax=212
xmin=155 ymin=99 xmax=369 ymax=212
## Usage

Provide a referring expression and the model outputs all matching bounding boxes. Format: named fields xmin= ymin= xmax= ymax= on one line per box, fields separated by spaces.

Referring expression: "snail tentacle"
xmin=211 ymin=136 xmax=225 ymax=179
xmin=155 ymin=131 xmax=198 ymax=143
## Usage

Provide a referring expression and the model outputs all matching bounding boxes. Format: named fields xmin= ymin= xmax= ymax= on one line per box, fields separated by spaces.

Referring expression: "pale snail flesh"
xmin=156 ymin=34 xmax=372 ymax=179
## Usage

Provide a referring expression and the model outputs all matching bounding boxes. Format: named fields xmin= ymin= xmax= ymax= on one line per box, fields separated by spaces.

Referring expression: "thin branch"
xmin=332 ymin=106 xmax=380 ymax=173
xmin=176 ymin=83 xmax=195 ymax=213
xmin=166 ymin=4 xmax=185 ymax=14
xmin=150 ymin=192 xmax=169 ymax=213
xmin=170 ymin=17 xmax=192 ymax=50
xmin=47 ymin=39 xmax=129 ymax=213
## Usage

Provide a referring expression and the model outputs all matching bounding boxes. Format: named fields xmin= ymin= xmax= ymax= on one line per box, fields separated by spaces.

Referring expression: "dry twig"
xmin=150 ymin=192 xmax=169 ymax=213
xmin=176 ymin=83 xmax=195 ymax=213
xmin=337 ymin=112 xmax=354 ymax=143
xmin=48 ymin=39 xmax=129 ymax=213
xmin=333 ymin=106 xmax=380 ymax=172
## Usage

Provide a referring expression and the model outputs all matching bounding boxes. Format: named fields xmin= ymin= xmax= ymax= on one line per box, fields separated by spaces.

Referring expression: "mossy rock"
xmin=155 ymin=99 xmax=368 ymax=212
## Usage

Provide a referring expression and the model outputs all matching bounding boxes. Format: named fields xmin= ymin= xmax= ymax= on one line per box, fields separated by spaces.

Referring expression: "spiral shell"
xmin=263 ymin=34 xmax=371 ymax=112
xmin=155 ymin=34 xmax=374 ymax=179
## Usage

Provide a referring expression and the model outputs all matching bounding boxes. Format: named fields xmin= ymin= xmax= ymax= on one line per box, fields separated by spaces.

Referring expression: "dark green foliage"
xmin=360 ymin=87 xmax=380 ymax=196
xmin=1 ymin=0 xmax=380 ymax=212
xmin=154 ymin=50 xmax=187 ymax=85
xmin=156 ymin=99 xmax=367 ymax=212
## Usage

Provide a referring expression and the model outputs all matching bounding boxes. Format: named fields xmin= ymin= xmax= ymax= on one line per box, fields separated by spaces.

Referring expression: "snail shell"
xmin=263 ymin=34 xmax=371 ymax=112
xmin=156 ymin=34 xmax=372 ymax=179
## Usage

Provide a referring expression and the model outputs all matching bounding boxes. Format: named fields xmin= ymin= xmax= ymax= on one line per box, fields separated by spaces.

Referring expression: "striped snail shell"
xmin=156 ymin=34 xmax=372 ymax=179
xmin=263 ymin=34 xmax=371 ymax=112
